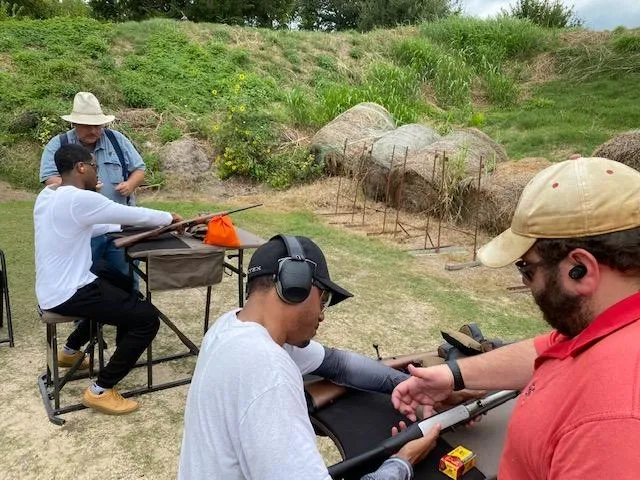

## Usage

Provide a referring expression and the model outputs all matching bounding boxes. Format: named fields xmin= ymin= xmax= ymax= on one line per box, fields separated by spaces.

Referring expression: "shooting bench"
xmin=37 ymin=228 xmax=264 ymax=425
xmin=0 ymin=249 xmax=14 ymax=347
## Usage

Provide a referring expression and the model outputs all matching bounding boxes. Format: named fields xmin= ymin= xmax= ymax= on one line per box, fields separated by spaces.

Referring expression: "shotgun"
xmin=327 ymin=390 xmax=519 ymax=479
xmin=113 ymin=204 xmax=263 ymax=248
xmin=304 ymin=351 xmax=442 ymax=412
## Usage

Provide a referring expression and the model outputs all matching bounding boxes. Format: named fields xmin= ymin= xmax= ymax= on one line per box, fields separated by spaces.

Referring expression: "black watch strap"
xmin=447 ymin=358 xmax=466 ymax=391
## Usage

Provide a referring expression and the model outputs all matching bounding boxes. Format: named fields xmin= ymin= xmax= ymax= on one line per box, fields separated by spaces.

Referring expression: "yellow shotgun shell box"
xmin=438 ymin=445 xmax=477 ymax=480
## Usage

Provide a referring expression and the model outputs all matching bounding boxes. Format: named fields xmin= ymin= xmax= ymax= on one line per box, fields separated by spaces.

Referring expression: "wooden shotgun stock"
xmin=304 ymin=350 xmax=442 ymax=412
xmin=113 ymin=204 xmax=262 ymax=249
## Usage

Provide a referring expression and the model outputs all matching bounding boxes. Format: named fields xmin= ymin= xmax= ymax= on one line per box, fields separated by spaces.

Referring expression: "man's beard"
xmin=532 ymin=268 xmax=592 ymax=338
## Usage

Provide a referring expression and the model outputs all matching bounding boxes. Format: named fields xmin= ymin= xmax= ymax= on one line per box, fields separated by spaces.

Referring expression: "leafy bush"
xmin=420 ymin=16 xmax=551 ymax=64
xmin=141 ymin=152 xmax=166 ymax=187
xmin=502 ymin=0 xmax=583 ymax=28
xmin=158 ymin=122 xmax=182 ymax=143
xmin=612 ymin=33 xmax=640 ymax=54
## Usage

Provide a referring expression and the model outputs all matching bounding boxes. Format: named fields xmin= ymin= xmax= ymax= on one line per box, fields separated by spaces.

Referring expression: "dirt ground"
xmin=0 ymin=177 xmax=538 ymax=479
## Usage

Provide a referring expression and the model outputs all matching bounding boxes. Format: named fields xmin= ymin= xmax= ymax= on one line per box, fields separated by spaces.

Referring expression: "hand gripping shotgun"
xmin=113 ymin=204 xmax=262 ymax=248
xmin=327 ymin=389 xmax=519 ymax=479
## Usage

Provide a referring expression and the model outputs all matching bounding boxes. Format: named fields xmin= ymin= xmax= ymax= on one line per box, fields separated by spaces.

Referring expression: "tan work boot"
xmin=82 ymin=387 xmax=140 ymax=415
xmin=58 ymin=351 xmax=90 ymax=370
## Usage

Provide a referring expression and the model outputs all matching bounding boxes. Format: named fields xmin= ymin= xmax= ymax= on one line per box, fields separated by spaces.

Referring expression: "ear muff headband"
xmin=274 ymin=235 xmax=315 ymax=304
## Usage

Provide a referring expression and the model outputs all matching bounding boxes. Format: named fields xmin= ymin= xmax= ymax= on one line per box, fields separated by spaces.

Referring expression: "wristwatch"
xmin=447 ymin=358 xmax=466 ymax=391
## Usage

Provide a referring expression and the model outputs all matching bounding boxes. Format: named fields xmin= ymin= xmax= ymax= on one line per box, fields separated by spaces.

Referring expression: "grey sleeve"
xmin=361 ymin=457 xmax=413 ymax=480
xmin=310 ymin=346 xmax=409 ymax=394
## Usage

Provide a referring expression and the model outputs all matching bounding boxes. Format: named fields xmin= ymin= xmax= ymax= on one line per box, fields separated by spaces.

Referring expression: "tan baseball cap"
xmin=478 ymin=157 xmax=640 ymax=268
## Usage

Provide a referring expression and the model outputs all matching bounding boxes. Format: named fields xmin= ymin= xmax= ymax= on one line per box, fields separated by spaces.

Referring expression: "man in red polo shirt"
xmin=392 ymin=156 xmax=640 ymax=479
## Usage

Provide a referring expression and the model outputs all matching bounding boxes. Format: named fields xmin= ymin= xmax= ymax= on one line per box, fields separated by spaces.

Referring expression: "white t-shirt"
xmin=178 ymin=309 xmax=328 ymax=480
xmin=34 ymin=185 xmax=172 ymax=309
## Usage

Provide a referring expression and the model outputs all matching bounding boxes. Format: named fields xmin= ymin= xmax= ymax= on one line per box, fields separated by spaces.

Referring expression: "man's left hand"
xmin=115 ymin=181 xmax=135 ymax=197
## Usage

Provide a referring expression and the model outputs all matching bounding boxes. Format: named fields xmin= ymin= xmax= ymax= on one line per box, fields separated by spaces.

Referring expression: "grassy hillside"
xmin=0 ymin=16 xmax=639 ymax=190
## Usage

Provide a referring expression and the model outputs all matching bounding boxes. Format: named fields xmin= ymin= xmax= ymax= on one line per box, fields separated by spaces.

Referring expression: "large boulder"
xmin=158 ymin=139 xmax=211 ymax=186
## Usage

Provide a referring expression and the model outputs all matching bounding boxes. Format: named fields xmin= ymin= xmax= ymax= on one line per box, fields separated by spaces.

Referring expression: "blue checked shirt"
xmin=39 ymin=128 xmax=146 ymax=206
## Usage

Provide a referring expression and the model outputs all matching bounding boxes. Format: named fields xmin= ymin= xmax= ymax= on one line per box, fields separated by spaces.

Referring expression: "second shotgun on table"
xmin=113 ymin=204 xmax=263 ymax=248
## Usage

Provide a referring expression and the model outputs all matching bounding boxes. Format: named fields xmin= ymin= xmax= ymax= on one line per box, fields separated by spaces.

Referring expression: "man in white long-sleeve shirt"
xmin=34 ymin=144 xmax=181 ymax=415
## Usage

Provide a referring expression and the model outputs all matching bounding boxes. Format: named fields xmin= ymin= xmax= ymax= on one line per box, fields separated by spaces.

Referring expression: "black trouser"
xmin=50 ymin=277 xmax=160 ymax=389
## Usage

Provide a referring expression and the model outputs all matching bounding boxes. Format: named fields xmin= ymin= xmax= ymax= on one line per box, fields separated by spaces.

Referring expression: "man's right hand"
xmin=391 ymin=364 xmax=454 ymax=421
xmin=171 ymin=213 xmax=184 ymax=224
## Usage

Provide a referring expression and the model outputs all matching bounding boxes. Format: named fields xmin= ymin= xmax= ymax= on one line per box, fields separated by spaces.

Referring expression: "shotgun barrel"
xmin=327 ymin=390 xmax=519 ymax=479
xmin=113 ymin=204 xmax=262 ymax=249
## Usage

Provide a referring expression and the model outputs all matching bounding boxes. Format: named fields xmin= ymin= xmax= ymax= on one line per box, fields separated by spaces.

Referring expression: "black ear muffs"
xmin=569 ymin=264 xmax=587 ymax=280
xmin=274 ymin=235 xmax=314 ymax=304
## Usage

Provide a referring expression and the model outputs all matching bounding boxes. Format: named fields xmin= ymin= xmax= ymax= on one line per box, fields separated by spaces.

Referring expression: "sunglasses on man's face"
xmin=320 ymin=289 xmax=333 ymax=313
xmin=515 ymin=259 xmax=545 ymax=282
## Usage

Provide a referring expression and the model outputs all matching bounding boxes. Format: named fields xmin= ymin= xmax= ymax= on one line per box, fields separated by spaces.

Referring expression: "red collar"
xmin=535 ymin=291 xmax=640 ymax=368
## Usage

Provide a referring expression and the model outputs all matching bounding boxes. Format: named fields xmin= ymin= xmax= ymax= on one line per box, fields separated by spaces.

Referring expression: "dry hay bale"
xmin=471 ymin=158 xmax=552 ymax=235
xmin=311 ymin=102 xmax=395 ymax=175
xmin=388 ymin=128 xmax=508 ymax=217
xmin=593 ymin=130 xmax=640 ymax=170
xmin=363 ymin=124 xmax=441 ymax=200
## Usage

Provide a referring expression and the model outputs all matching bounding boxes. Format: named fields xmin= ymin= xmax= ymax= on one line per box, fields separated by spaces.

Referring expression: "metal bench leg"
xmin=0 ymin=251 xmax=14 ymax=347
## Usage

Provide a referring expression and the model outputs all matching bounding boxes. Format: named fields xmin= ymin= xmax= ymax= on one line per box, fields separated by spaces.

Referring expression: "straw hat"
xmin=61 ymin=92 xmax=115 ymax=125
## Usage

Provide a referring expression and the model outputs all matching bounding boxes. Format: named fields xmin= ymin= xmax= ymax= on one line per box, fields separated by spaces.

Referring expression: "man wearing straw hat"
xmin=39 ymin=92 xmax=147 ymax=368
xmin=392 ymin=157 xmax=640 ymax=479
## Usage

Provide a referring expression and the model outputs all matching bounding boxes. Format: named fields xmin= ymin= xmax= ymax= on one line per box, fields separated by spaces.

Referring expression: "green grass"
xmin=0 ymin=197 xmax=545 ymax=351
xmin=0 ymin=16 xmax=638 ymax=189
xmin=483 ymin=75 xmax=640 ymax=160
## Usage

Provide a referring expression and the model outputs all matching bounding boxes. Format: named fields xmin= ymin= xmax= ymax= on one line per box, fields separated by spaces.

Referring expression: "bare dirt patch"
xmin=0 ymin=179 xmax=35 ymax=202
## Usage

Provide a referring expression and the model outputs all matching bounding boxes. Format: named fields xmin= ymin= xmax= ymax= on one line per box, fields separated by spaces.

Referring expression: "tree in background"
xmin=358 ymin=0 xmax=455 ymax=31
xmin=90 ymin=0 xmax=297 ymax=26
xmin=298 ymin=0 xmax=457 ymax=31
xmin=3 ymin=0 xmax=89 ymax=18
xmin=502 ymin=0 xmax=583 ymax=28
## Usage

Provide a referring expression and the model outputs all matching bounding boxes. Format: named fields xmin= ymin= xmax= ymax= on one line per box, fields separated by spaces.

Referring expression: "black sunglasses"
xmin=515 ymin=259 xmax=545 ymax=282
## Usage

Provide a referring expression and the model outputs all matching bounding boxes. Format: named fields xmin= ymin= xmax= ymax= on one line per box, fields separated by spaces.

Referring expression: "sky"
xmin=461 ymin=0 xmax=640 ymax=30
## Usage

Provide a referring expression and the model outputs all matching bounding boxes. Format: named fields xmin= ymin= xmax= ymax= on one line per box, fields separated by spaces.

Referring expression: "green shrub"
xmin=502 ymin=0 xmax=583 ymax=28
xmin=612 ymin=33 xmax=640 ymax=53
xmin=467 ymin=111 xmax=486 ymax=127
xmin=262 ymin=147 xmax=323 ymax=189
xmin=483 ymin=67 xmax=518 ymax=106
xmin=433 ymin=53 xmax=471 ymax=107
xmin=316 ymin=54 xmax=337 ymax=71
xmin=158 ymin=122 xmax=182 ymax=143
xmin=285 ymin=87 xmax=315 ymax=127
xmin=420 ymin=16 xmax=551 ymax=64
xmin=389 ymin=38 xmax=440 ymax=80
xmin=141 ymin=152 xmax=166 ymax=188
xmin=47 ymin=58 xmax=79 ymax=80
xmin=80 ymin=35 xmax=110 ymax=59
xmin=121 ymin=80 xmax=157 ymax=108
